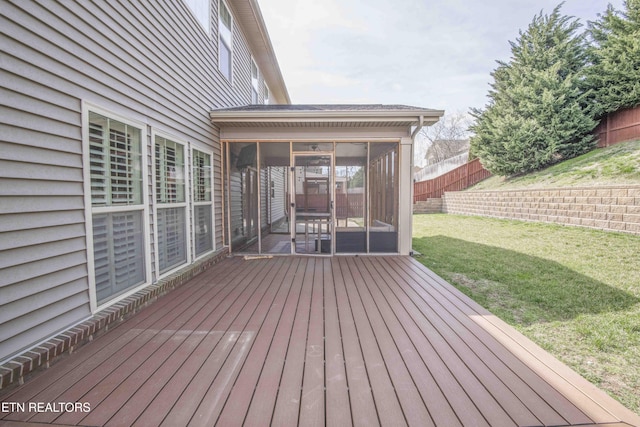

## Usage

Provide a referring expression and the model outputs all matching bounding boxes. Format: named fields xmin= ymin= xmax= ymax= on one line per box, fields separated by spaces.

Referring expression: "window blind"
xmin=193 ymin=150 xmax=212 ymax=202
xmin=89 ymin=112 xmax=142 ymax=206
xmin=93 ymin=212 xmax=145 ymax=303
xmin=157 ymin=207 xmax=187 ymax=273
xmin=155 ymin=137 xmax=185 ymax=204
xmin=194 ymin=205 xmax=213 ymax=256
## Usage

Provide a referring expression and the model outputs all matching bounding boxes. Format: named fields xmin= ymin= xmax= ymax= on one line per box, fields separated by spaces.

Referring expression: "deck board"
xmin=215 ymin=257 xmax=296 ymax=425
xmin=350 ymin=257 xmax=433 ymax=426
xmin=322 ymin=258 xmax=352 ymax=427
xmin=384 ymin=257 xmax=584 ymax=424
xmin=380 ymin=257 xmax=548 ymax=425
xmin=270 ymin=258 xmax=315 ymax=427
xmin=2 ymin=256 xmax=639 ymax=427
xmin=240 ymin=258 xmax=306 ymax=426
xmin=338 ymin=257 xmax=409 ymax=426
xmin=331 ymin=258 xmax=379 ymax=427
xmin=358 ymin=257 xmax=461 ymax=426
xmin=391 ymin=256 xmax=608 ymax=423
xmin=298 ymin=259 xmax=326 ymax=427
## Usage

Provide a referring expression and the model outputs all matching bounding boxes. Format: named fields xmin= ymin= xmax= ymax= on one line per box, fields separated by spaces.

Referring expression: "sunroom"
xmin=210 ymin=105 xmax=443 ymax=256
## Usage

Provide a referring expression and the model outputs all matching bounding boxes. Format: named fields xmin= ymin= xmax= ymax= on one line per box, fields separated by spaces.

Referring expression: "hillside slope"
xmin=471 ymin=139 xmax=640 ymax=190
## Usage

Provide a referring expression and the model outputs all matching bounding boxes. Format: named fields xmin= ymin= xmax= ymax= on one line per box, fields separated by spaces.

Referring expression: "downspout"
xmin=411 ymin=115 xmax=424 ymax=139
xmin=408 ymin=115 xmax=423 ymax=257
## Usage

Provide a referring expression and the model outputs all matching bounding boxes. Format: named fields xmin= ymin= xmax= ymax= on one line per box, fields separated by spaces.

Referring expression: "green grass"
xmin=472 ymin=139 xmax=640 ymax=190
xmin=413 ymin=214 xmax=640 ymax=414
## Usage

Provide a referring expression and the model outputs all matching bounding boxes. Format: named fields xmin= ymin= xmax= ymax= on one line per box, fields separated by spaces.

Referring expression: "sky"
xmin=256 ymin=0 xmax=625 ymax=116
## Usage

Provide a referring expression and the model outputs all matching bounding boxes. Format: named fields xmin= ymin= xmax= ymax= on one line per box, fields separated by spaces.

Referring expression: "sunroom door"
xmin=292 ymin=153 xmax=333 ymax=254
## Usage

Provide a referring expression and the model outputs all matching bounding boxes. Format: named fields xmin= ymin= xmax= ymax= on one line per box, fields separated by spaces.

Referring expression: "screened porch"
xmin=223 ymin=140 xmax=401 ymax=255
xmin=211 ymin=104 xmax=445 ymax=256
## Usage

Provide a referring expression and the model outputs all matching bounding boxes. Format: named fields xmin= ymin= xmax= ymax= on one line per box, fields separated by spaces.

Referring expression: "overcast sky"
xmin=256 ymin=0 xmax=624 ymax=115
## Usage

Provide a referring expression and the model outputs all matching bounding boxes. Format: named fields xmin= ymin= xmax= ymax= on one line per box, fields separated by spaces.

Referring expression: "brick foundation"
xmin=441 ymin=186 xmax=640 ymax=235
xmin=0 ymin=248 xmax=228 ymax=392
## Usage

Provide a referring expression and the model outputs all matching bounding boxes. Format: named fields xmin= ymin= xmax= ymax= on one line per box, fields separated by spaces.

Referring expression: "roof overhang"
xmin=210 ymin=105 xmax=444 ymax=130
xmin=230 ymin=0 xmax=290 ymax=104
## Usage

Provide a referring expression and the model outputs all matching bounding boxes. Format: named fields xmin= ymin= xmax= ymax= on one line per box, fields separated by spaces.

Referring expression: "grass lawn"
xmin=472 ymin=139 xmax=640 ymax=190
xmin=413 ymin=214 xmax=640 ymax=414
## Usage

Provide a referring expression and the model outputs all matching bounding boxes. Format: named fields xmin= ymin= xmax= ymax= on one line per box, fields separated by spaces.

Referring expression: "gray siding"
xmin=0 ymin=0 xmax=266 ymax=361
xmin=229 ymin=169 xmax=245 ymax=243
xmin=270 ymin=166 xmax=287 ymax=225
xmin=261 ymin=167 xmax=268 ymax=229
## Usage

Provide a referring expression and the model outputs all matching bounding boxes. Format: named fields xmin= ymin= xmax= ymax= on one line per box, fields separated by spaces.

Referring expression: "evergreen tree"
xmin=587 ymin=0 xmax=640 ymax=116
xmin=470 ymin=5 xmax=597 ymax=176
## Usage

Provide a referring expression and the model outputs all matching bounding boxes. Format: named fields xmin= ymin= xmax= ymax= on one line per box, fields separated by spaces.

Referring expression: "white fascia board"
xmin=210 ymin=109 xmax=444 ymax=124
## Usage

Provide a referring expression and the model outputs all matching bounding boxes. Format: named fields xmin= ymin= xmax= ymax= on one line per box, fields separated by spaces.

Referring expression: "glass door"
xmin=292 ymin=153 xmax=333 ymax=254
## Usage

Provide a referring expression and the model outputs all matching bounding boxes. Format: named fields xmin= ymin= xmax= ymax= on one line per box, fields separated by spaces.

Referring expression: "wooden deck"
xmin=1 ymin=256 xmax=638 ymax=426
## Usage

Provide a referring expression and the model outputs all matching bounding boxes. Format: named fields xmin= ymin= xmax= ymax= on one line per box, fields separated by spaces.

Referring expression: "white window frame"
xmin=264 ymin=83 xmax=270 ymax=105
xmin=218 ymin=0 xmax=233 ymax=81
xmin=251 ymin=58 xmax=259 ymax=104
xmin=152 ymin=130 xmax=191 ymax=278
xmin=183 ymin=0 xmax=211 ymax=34
xmin=191 ymin=144 xmax=216 ymax=259
xmin=82 ymin=102 xmax=152 ymax=313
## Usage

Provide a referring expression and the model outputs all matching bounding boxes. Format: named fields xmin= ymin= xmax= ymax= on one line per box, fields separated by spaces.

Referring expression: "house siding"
xmin=0 ymin=0 xmax=270 ymax=362
xmin=270 ymin=166 xmax=288 ymax=226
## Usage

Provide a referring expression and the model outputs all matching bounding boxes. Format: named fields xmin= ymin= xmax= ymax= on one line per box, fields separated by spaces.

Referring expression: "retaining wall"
xmin=442 ymin=186 xmax=640 ymax=235
xmin=413 ymin=198 xmax=443 ymax=214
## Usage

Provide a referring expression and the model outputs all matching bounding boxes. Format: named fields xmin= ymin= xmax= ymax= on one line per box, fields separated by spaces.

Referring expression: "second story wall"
xmin=0 ymin=0 xmax=285 ymax=362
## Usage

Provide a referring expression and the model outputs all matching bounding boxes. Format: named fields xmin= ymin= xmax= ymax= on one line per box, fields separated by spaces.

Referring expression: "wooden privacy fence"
xmin=594 ymin=105 xmax=640 ymax=147
xmin=414 ymin=158 xmax=491 ymax=202
xmin=294 ymin=193 xmax=364 ymax=218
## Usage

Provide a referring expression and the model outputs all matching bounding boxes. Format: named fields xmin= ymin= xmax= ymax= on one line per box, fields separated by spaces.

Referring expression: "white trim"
xmin=182 ymin=0 xmax=212 ymax=35
xmin=190 ymin=144 xmax=216 ymax=260
xmin=251 ymin=56 xmax=260 ymax=104
xmin=91 ymin=205 xmax=146 ymax=215
xmin=218 ymin=0 xmax=234 ymax=82
xmin=398 ymin=136 xmax=413 ymax=255
xmin=190 ymin=140 xmax=217 ymax=253
xmin=152 ymin=130 xmax=192 ymax=280
xmin=82 ymin=102 xmax=151 ymax=313
xmin=263 ymin=83 xmax=270 ymax=105
xmin=81 ymin=101 xmax=97 ymax=313
xmin=211 ymin=108 xmax=444 ymax=123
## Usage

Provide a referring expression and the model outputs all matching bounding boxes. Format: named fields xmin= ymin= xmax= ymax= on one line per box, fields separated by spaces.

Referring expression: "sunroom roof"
xmin=210 ymin=104 xmax=444 ymax=129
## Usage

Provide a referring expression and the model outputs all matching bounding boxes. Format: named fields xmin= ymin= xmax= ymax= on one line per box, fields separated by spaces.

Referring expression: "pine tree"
xmin=470 ymin=5 xmax=597 ymax=176
xmin=587 ymin=0 xmax=640 ymax=116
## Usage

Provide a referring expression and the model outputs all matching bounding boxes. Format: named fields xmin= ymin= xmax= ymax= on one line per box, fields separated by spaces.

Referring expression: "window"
xmin=87 ymin=111 xmax=147 ymax=304
xmin=155 ymin=136 xmax=187 ymax=274
xmin=193 ymin=149 xmax=214 ymax=256
xmin=219 ymin=0 xmax=232 ymax=80
xmin=184 ymin=0 xmax=210 ymax=32
xmin=89 ymin=114 xmax=143 ymax=206
xmin=251 ymin=59 xmax=259 ymax=104
xmin=264 ymin=83 xmax=270 ymax=105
